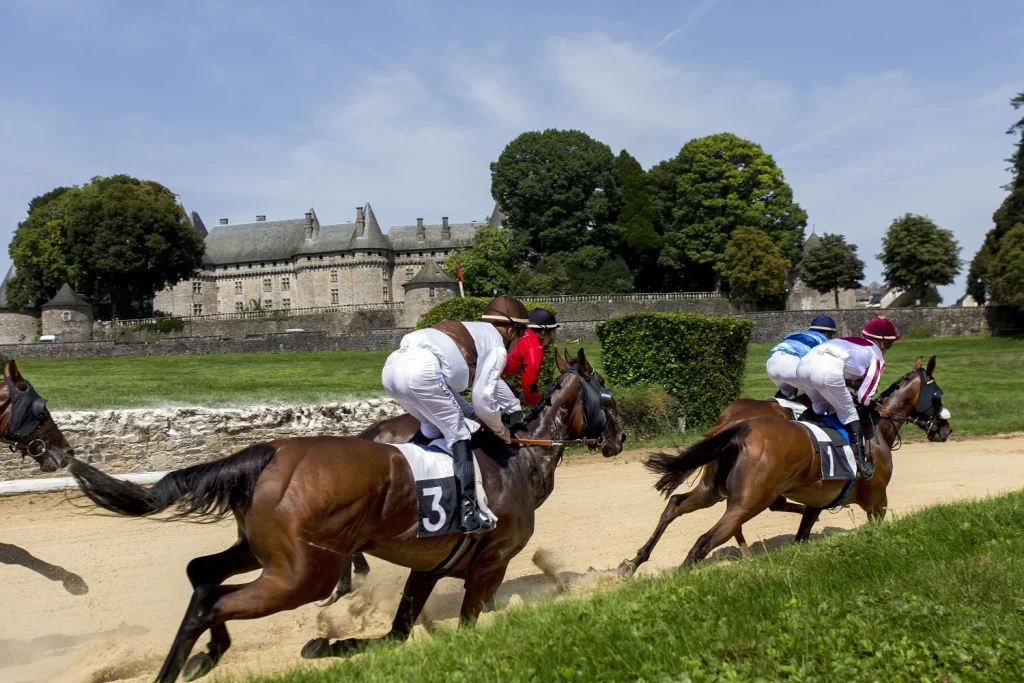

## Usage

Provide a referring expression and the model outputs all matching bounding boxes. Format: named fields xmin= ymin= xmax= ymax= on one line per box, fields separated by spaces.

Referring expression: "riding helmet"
xmin=862 ymin=316 xmax=900 ymax=342
xmin=481 ymin=295 xmax=529 ymax=328
xmin=527 ymin=308 xmax=559 ymax=330
xmin=809 ymin=315 xmax=837 ymax=332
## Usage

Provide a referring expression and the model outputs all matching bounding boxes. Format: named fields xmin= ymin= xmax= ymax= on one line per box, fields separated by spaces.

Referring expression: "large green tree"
xmin=798 ymin=233 xmax=866 ymax=308
xmin=490 ymin=129 xmax=618 ymax=258
xmin=722 ymin=226 xmax=791 ymax=306
xmin=611 ymin=151 xmax=661 ymax=287
xmin=7 ymin=175 xmax=205 ymax=318
xmin=989 ymin=223 xmax=1024 ymax=307
xmin=515 ymin=246 xmax=634 ymax=296
xmin=877 ymin=213 xmax=962 ymax=303
xmin=443 ymin=224 xmax=517 ymax=297
xmin=968 ymin=91 xmax=1024 ymax=302
xmin=655 ymin=133 xmax=807 ymax=291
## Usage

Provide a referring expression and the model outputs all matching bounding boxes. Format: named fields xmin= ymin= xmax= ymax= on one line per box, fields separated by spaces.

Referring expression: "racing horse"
xmin=0 ymin=357 xmax=88 ymax=594
xmin=67 ymin=348 xmax=624 ymax=683
xmin=618 ymin=355 xmax=952 ymax=579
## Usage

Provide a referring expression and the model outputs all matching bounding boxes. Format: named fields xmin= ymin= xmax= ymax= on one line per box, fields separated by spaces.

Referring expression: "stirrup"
xmin=460 ymin=499 xmax=495 ymax=533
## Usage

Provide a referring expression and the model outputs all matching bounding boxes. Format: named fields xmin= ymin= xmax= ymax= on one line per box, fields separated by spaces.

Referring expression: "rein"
xmin=510 ymin=437 xmax=604 ymax=449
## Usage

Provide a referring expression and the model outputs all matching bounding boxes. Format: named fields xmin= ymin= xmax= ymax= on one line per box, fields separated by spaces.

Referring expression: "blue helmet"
xmin=809 ymin=315 xmax=837 ymax=332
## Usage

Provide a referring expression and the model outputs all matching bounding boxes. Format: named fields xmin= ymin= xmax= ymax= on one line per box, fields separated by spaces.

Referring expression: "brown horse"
xmin=617 ymin=355 xmax=952 ymax=579
xmin=68 ymin=348 xmax=624 ymax=683
xmin=0 ymin=358 xmax=87 ymax=593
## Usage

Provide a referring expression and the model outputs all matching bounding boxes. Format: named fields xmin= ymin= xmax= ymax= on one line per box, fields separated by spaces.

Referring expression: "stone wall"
xmin=1 ymin=398 xmax=405 ymax=481
xmin=41 ymin=305 xmax=93 ymax=342
xmin=738 ymin=307 xmax=1002 ymax=343
xmin=0 ymin=310 xmax=40 ymax=344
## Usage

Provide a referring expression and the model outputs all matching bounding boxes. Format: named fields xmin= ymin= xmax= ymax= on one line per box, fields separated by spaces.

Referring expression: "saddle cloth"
xmin=393 ymin=438 xmax=498 ymax=538
xmin=773 ymin=396 xmax=808 ymax=419
xmin=797 ymin=418 xmax=856 ymax=481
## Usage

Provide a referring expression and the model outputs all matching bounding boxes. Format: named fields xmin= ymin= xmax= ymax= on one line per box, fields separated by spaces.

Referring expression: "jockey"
xmin=502 ymin=308 xmax=559 ymax=408
xmin=382 ymin=295 xmax=529 ymax=532
xmin=795 ymin=317 xmax=900 ymax=480
xmin=765 ymin=315 xmax=837 ymax=399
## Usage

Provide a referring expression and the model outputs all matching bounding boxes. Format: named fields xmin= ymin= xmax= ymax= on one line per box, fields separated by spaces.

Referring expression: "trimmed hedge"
xmin=415 ymin=297 xmax=559 ymax=398
xmin=614 ymin=385 xmax=681 ymax=441
xmin=597 ymin=312 xmax=753 ymax=427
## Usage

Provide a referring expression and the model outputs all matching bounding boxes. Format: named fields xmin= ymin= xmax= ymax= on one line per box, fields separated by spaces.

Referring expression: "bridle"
xmin=874 ymin=368 xmax=950 ymax=441
xmin=1 ymin=375 xmax=54 ymax=459
xmin=514 ymin=365 xmax=614 ymax=451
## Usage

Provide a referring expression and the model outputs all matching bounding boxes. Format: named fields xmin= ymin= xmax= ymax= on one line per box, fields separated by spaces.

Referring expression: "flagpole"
xmin=456 ymin=264 xmax=465 ymax=297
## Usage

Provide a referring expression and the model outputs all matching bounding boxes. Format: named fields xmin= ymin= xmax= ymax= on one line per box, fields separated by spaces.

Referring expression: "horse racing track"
xmin=3 ymin=435 xmax=1024 ymax=683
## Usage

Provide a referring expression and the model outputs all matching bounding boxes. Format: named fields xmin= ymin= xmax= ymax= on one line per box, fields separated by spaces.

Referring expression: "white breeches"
xmin=795 ymin=353 xmax=858 ymax=424
xmin=766 ymin=353 xmax=801 ymax=397
xmin=382 ymin=346 xmax=472 ymax=448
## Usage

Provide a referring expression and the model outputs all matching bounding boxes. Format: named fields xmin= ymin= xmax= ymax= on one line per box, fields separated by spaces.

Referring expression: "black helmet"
xmin=527 ymin=308 xmax=558 ymax=330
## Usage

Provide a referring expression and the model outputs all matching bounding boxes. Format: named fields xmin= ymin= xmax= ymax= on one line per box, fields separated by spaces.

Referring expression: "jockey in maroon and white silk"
xmin=795 ymin=317 xmax=900 ymax=480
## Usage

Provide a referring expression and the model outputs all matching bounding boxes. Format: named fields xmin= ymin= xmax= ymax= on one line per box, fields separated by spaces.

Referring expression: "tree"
xmin=877 ymin=214 xmax=962 ymax=301
xmin=968 ymin=90 xmax=1024 ymax=301
xmin=656 ymin=133 xmax=807 ymax=291
xmin=611 ymin=151 xmax=661 ymax=287
xmin=7 ymin=175 xmax=205 ymax=318
xmin=443 ymin=224 xmax=517 ymax=296
xmin=798 ymin=233 xmax=866 ymax=308
xmin=990 ymin=223 xmax=1024 ymax=306
xmin=723 ymin=226 xmax=791 ymax=306
xmin=490 ymin=129 xmax=618 ymax=257
xmin=516 ymin=246 xmax=634 ymax=296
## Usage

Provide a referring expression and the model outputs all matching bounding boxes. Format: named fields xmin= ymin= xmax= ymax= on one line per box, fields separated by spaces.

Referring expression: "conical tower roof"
xmin=348 ymin=202 xmax=391 ymax=251
xmin=404 ymin=260 xmax=455 ymax=287
xmin=43 ymin=283 xmax=89 ymax=308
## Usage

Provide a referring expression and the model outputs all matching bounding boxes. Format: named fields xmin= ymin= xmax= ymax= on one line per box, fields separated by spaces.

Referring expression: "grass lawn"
xmin=244 ymin=491 xmax=1024 ymax=682
xmin=17 ymin=336 xmax=1024 ymax=437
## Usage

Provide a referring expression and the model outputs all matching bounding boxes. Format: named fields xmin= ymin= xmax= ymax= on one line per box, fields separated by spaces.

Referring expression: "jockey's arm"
xmin=471 ymin=348 xmax=510 ymax=439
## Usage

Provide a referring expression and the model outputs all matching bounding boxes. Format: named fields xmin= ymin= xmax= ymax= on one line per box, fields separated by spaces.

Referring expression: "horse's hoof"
xmin=182 ymin=653 xmax=215 ymax=682
xmin=617 ymin=560 xmax=636 ymax=581
xmin=61 ymin=573 xmax=89 ymax=596
xmin=301 ymin=638 xmax=332 ymax=659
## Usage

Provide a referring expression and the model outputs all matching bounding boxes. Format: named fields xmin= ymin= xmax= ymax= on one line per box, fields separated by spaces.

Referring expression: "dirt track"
xmin=4 ymin=435 xmax=1024 ymax=683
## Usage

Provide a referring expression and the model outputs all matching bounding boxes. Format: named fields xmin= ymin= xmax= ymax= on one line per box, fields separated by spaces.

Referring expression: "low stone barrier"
xmin=1 ymin=398 xmax=404 ymax=481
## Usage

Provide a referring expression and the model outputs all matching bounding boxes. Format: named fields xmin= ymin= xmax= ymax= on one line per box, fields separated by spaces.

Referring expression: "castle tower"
xmin=41 ymin=283 xmax=93 ymax=341
xmin=402 ymin=260 xmax=458 ymax=327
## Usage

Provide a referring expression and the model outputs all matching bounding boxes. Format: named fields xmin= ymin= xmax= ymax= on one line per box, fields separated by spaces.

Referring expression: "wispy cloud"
xmin=778 ymin=110 xmax=873 ymax=157
xmin=649 ymin=0 xmax=725 ymax=52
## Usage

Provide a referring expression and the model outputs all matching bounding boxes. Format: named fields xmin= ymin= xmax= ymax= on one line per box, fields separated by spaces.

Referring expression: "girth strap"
xmin=424 ymin=535 xmax=479 ymax=578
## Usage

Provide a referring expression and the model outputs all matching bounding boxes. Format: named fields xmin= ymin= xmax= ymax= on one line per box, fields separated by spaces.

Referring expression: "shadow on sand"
xmin=0 ymin=542 xmax=89 ymax=595
xmin=0 ymin=624 xmax=150 ymax=669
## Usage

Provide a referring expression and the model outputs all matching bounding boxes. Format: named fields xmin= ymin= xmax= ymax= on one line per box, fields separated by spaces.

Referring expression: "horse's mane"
xmin=877 ymin=369 xmax=921 ymax=403
xmin=525 ymin=373 xmax=567 ymax=426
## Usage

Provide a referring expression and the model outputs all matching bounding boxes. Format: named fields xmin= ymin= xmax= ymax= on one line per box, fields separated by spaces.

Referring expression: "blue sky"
xmin=2 ymin=0 xmax=1023 ymax=303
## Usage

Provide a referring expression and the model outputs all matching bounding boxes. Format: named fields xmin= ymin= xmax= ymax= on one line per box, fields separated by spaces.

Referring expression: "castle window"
xmin=235 ymin=302 xmax=244 ymax=312
xmin=330 ymin=269 xmax=338 ymax=283
xmin=62 ymin=310 xmax=71 ymax=322
xmin=264 ymin=299 xmax=272 ymax=309
xmin=429 ymin=287 xmax=436 ymax=299
xmin=405 ymin=267 xmax=414 ymax=279
xmin=282 ymin=298 xmax=291 ymax=309
xmin=382 ymin=268 xmax=388 ymax=280
xmin=330 ymin=288 xmax=339 ymax=304
xmin=281 ymin=276 xmax=290 ymax=291
xmin=430 ymin=252 xmax=436 ymax=257
xmin=234 ymin=281 xmax=242 ymax=295
xmin=263 ymin=278 xmax=272 ymax=292
xmin=193 ymin=303 xmax=204 ymax=316
xmin=307 ymin=257 xmax=311 ymax=262
xmin=192 ymin=281 xmax=202 ymax=295
xmin=319 ymin=256 xmax=324 ymax=261
xmin=383 ymin=285 xmax=389 ymax=299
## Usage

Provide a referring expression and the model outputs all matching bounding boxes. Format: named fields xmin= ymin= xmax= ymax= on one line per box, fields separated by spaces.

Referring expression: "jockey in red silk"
xmin=794 ymin=316 xmax=900 ymax=480
xmin=502 ymin=309 xmax=558 ymax=408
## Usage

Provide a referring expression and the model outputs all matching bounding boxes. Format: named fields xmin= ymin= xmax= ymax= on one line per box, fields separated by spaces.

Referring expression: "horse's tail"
xmin=644 ymin=422 xmax=751 ymax=498
xmin=68 ymin=443 xmax=277 ymax=522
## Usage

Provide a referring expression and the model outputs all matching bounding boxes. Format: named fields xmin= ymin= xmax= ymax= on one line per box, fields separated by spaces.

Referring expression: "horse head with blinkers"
xmin=1 ymin=357 xmax=74 ymax=472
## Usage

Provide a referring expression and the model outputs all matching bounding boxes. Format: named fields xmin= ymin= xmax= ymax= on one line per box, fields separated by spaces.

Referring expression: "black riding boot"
xmin=774 ymin=389 xmax=795 ymax=400
xmin=846 ymin=420 xmax=874 ymax=480
xmin=451 ymin=440 xmax=495 ymax=533
xmin=799 ymin=407 xmax=821 ymax=422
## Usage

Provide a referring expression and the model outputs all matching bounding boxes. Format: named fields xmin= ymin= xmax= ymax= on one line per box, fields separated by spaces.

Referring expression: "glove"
xmin=504 ymin=410 xmax=526 ymax=434
xmin=495 ymin=424 xmax=512 ymax=444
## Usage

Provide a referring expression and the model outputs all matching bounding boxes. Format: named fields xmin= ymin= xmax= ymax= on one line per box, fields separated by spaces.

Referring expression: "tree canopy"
xmin=877 ymin=213 xmax=961 ymax=300
xmin=655 ymin=133 xmax=807 ymax=291
xmin=722 ymin=226 xmax=791 ymax=306
xmin=6 ymin=175 xmax=205 ymax=318
xmin=611 ymin=150 xmax=661 ymax=287
xmin=441 ymin=224 xmax=517 ymax=297
xmin=989 ymin=223 xmax=1024 ymax=307
xmin=798 ymin=233 xmax=866 ymax=308
xmin=490 ymin=129 xmax=618 ymax=258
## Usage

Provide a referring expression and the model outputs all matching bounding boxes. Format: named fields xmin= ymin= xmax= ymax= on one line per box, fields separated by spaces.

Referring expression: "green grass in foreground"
xmin=249 ymin=491 xmax=1024 ymax=683
xmin=17 ymin=336 xmax=1024 ymax=438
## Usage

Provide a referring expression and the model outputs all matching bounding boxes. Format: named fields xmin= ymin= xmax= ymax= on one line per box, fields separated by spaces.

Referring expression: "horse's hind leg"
xmin=180 ymin=539 xmax=260 ymax=681
xmin=794 ymin=507 xmax=823 ymax=542
xmin=618 ymin=484 xmax=722 ymax=580
xmin=319 ymin=552 xmax=373 ymax=609
xmin=769 ymin=496 xmax=806 ymax=515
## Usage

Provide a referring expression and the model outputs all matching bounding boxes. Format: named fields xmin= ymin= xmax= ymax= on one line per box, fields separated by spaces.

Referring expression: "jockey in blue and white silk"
xmin=765 ymin=315 xmax=837 ymax=399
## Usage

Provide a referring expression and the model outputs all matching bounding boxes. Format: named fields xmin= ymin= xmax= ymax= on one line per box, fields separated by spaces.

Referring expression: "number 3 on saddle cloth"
xmin=391 ymin=419 xmax=498 ymax=537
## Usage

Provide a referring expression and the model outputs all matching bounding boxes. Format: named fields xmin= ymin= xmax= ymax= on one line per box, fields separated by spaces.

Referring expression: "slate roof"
xmin=489 ymin=201 xmax=505 ymax=229
xmin=387 ymin=221 xmax=476 ymax=252
xmin=347 ymin=203 xmax=392 ymax=252
xmin=404 ymin=260 xmax=455 ymax=287
xmin=43 ymin=283 xmax=89 ymax=308
xmin=803 ymin=231 xmax=821 ymax=252
xmin=187 ymin=211 xmax=208 ymax=238
xmin=0 ymin=264 xmax=16 ymax=310
xmin=204 ymin=217 xmax=309 ymax=264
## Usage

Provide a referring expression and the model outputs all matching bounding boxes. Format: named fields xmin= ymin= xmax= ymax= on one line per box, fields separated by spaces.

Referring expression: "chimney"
xmin=304 ymin=212 xmax=313 ymax=240
xmin=219 ymin=218 xmax=228 ymax=225
xmin=355 ymin=206 xmax=365 ymax=237
xmin=416 ymin=218 xmax=425 ymax=240
xmin=256 ymin=215 xmax=266 ymax=222
xmin=441 ymin=216 xmax=450 ymax=240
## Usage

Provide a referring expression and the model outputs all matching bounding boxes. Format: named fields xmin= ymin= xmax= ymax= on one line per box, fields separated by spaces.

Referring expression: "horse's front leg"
xmin=460 ymin=562 xmax=509 ymax=625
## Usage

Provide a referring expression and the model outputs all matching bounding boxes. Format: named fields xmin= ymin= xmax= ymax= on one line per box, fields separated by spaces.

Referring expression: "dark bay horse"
xmin=618 ymin=356 xmax=952 ymax=579
xmin=68 ymin=348 xmax=624 ymax=683
xmin=1 ymin=358 xmax=88 ymax=594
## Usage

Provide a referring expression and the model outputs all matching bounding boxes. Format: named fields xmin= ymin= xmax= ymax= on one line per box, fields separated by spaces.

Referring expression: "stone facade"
xmin=786 ymin=232 xmax=857 ymax=311
xmin=1 ymin=399 xmax=405 ymax=481
xmin=153 ymin=203 xmax=494 ymax=318
xmin=40 ymin=283 xmax=94 ymax=341
xmin=401 ymin=259 xmax=459 ymax=326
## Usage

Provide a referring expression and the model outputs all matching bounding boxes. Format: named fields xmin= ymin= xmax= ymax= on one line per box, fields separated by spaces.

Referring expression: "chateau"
xmin=152 ymin=202 xmax=498 ymax=317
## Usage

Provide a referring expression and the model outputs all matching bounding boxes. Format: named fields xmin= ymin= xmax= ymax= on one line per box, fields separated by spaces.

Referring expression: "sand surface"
xmin=3 ymin=434 xmax=1024 ymax=682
